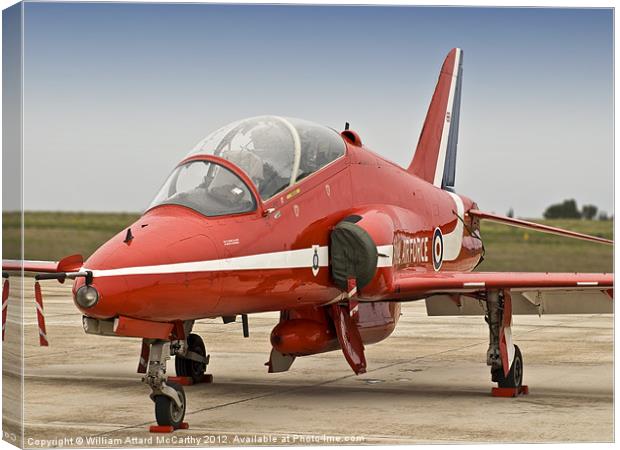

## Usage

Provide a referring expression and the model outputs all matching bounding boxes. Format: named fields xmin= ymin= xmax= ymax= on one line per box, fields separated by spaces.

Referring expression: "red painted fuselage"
xmin=73 ymin=48 xmax=481 ymax=351
xmin=74 ymin=138 xmax=482 ymax=327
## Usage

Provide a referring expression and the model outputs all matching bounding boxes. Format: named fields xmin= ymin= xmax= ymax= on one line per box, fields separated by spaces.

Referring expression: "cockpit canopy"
xmin=148 ymin=116 xmax=346 ymax=218
xmin=188 ymin=116 xmax=346 ymax=200
xmin=149 ymin=160 xmax=257 ymax=217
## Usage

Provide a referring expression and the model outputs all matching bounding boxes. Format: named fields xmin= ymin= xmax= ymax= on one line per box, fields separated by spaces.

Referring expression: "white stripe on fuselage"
xmin=433 ymin=49 xmax=461 ymax=187
xmin=442 ymin=192 xmax=465 ymax=262
xmin=83 ymin=244 xmax=395 ymax=278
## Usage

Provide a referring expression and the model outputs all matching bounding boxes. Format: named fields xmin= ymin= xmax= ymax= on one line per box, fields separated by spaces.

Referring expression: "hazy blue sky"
xmin=13 ymin=3 xmax=613 ymax=217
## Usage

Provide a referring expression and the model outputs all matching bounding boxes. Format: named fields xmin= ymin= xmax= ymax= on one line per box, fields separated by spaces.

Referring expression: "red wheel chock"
xmin=149 ymin=422 xmax=189 ymax=433
xmin=167 ymin=374 xmax=213 ymax=386
xmin=491 ymin=385 xmax=529 ymax=397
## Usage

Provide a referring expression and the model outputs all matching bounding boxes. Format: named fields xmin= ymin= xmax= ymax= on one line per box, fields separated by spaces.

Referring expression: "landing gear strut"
xmin=141 ymin=326 xmax=211 ymax=431
xmin=143 ymin=339 xmax=187 ymax=429
xmin=485 ymin=289 xmax=527 ymax=396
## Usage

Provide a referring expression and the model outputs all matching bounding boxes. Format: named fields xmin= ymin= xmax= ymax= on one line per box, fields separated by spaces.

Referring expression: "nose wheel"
xmin=154 ymin=381 xmax=186 ymax=428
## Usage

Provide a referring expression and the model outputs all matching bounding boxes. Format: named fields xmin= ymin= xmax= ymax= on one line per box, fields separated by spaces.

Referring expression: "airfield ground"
xmin=2 ymin=278 xmax=613 ymax=446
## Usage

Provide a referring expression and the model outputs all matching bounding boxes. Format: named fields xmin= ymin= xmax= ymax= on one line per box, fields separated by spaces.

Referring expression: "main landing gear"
xmin=141 ymin=327 xmax=210 ymax=431
xmin=485 ymin=289 xmax=528 ymax=397
xmin=175 ymin=333 xmax=210 ymax=384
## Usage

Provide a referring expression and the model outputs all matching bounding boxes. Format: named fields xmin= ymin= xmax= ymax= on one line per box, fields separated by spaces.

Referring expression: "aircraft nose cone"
xmin=75 ymin=207 xmax=222 ymax=321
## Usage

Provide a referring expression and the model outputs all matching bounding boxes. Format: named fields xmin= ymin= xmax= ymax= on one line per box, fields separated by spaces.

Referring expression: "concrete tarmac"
xmin=2 ymin=278 xmax=613 ymax=447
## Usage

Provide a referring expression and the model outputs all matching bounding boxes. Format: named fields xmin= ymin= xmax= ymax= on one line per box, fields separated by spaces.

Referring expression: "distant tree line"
xmin=541 ymin=199 xmax=611 ymax=221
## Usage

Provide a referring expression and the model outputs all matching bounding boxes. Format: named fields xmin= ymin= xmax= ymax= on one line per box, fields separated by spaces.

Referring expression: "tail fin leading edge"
xmin=408 ymin=48 xmax=463 ymax=191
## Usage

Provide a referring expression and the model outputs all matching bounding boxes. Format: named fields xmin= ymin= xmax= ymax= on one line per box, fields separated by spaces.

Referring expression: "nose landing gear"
xmin=143 ymin=339 xmax=188 ymax=431
xmin=141 ymin=329 xmax=212 ymax=432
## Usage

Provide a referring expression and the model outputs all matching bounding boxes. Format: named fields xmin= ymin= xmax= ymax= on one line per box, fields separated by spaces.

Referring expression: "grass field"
xmin=476 ymin=219 xmax=612 ymax=273
xmin=2 ymin=212 xmax=139 ymax=263
xmin=2 ymin=211 xmax=613 ymax=273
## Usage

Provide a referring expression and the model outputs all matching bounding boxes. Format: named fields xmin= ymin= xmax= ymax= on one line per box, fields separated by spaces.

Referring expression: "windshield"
xmin=148 ymin=160 xmax=256 ymax=217
xmin=190 ymin=116 xmax=346 ymax=199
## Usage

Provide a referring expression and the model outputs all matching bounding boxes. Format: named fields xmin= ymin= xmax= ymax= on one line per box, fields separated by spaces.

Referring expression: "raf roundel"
xmin=312 ymin=245 xmax=320 ymax=276
xmin=432 ymin=227 xmax=443 ymax=271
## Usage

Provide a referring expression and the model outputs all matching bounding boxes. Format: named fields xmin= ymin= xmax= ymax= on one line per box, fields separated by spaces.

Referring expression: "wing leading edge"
xmin=3 ymin=260 xmax=60 ymax=273
xmin=3 ymin=254 xmax=83 ymax=274
xmin=394 ymin=271 xmax=613 ymax=295
xmin=388 ymin=271 xmax=613 ymax=316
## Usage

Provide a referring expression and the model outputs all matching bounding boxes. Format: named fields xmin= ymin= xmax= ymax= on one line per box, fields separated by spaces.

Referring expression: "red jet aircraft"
xmin=3 ymin=48 xmax=613 ymax=431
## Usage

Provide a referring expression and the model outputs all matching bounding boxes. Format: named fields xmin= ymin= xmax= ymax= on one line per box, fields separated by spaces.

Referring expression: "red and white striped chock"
xmin=2 ymin=278 xmax=9 ymax=341
xmin=34 ymin=281 xmax=49 ymax=346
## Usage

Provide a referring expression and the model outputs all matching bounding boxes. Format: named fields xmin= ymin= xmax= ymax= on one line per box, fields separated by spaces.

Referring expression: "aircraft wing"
xmin=3 ymin=259 xmax=60 ymax=273
xmin=2 ymin=255 xmax=84 ymax=347
xmin=468 ymin=210 xmax=613 ymax=245
xmin=3 ymin=254 xmax=83 ymax=274
xmin=389 ymin=271 xmax=613 ymax=315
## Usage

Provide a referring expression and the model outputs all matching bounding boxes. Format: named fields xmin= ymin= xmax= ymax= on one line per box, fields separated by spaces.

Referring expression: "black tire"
xmin=496 ymin=345 xmax=523 ymax=388
xmin=154 ymin=382 xmax=186 ymax=428
xmin=175 ymin=333 xmax=207 ymax=383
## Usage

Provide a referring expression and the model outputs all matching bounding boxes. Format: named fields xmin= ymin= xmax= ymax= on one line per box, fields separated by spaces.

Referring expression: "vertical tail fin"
xmin=408 ymin=48 xmax=463 ymax=190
